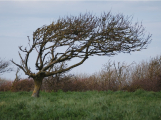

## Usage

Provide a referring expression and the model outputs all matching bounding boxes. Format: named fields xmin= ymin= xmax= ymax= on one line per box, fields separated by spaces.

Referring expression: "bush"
xmin=129 ymin=55 xmax=161 ymax=92
xmin=40 ymin=55 xmax=161 ymax=92
xmin=2 ymin=55 xmax=161 ymax=92
xmin=0 ymin=78 xmax=12 ymax=91
xmin=11 ymin=79 xmax=34 ymax=92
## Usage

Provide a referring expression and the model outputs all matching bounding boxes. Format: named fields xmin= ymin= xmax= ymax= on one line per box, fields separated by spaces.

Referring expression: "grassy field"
xmin=0 ymin=90 xmax=161 ymax=120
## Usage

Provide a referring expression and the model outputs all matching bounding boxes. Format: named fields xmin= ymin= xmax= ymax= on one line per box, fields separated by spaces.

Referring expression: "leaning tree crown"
xmin=12 ymin=12 xmax=152 ymax=97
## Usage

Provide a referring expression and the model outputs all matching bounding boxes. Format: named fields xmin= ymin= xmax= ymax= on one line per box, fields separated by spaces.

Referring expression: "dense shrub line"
xmin=0 ymin=78 xmax=12 ymax=91
xmin=1 ymin=55 xmax=161 ymax=92
xmin=0 ymin=78 xmax=34 ymax=92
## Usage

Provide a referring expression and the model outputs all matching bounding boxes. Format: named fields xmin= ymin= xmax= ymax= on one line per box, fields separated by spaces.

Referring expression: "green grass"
xmin=0 ymin=90 xmax=161 ymax=120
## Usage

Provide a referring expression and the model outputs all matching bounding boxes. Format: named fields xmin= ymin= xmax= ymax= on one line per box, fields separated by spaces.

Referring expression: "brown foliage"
xmin=0 ymin=79 xmax=12 ymax=91
xmin=11 ymin=79 xmax=34 ymax=92
xmin=128 ymin=55 xmax=161 ymax=92
xmin=1 ymin=55 xmax=161 ymax=92
xmin=126 ymin=76 xmax=161 ymax=92
xmin=41 ymin=74 xmax=123 ymax=92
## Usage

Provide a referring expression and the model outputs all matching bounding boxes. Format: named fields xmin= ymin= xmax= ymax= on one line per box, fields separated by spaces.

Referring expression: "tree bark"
xmin=32 ymin=77 xmax=43 ymax=97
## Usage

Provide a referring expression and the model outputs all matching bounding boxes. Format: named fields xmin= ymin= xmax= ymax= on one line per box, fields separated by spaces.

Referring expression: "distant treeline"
xmin=1 ymin=55 xmax=161 ymax=92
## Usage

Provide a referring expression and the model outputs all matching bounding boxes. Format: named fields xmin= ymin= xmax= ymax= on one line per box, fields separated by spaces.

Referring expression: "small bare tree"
xmin=11 ymin=12 xmax=152 ymax=97
xmin=11 ymin=68 xmax=21 ymax=91
xmin=0 ymin=58 xmax=12 ymax=75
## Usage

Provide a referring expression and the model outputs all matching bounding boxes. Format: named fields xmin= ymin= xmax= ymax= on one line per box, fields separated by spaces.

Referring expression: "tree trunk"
xmin=32 ymin=77 xmax=43 ymax=97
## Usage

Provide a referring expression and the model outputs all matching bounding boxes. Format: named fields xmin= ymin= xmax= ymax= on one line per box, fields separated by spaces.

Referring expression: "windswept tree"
xmin=12 ymin=12 xmax=152 ymax=97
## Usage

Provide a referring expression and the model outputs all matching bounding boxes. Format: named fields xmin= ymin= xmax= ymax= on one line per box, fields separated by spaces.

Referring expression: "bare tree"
xmin=11 ymin=12 xmax=152 ymax=97
xmin=0 ymin=58 xmax=12 ymax=75
xmin=14 ymin=67 xmax=21 ymax=82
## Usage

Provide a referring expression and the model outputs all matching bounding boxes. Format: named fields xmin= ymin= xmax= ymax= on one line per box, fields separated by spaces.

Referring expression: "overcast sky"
xmin=0 ymin=1 xmax=161 ymax=80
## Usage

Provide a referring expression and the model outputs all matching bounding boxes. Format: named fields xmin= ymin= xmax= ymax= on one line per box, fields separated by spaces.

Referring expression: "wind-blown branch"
xmin=0 ymin=58 xmax=13 ymax=75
